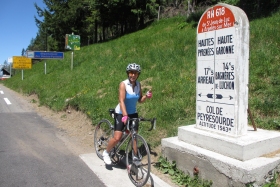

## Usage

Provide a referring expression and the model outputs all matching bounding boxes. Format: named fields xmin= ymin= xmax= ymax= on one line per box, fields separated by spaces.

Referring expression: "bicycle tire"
xmin=125 ymin=134 xmax=151 ymax=187
xmin=94 ymin=119 xmax=114 ymax=160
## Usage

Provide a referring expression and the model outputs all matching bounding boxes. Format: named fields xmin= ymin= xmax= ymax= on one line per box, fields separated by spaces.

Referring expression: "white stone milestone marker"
xmin=196 ymin=3 xmax=249 ymax=137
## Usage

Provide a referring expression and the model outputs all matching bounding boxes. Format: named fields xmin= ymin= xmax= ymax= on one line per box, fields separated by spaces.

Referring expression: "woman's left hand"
xmin=146 ymin=89 xmax=152 ymax=98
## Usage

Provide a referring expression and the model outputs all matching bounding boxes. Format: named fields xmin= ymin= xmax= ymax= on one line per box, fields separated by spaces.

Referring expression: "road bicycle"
xmin=94 ymin=109 xmax=156 ymax=187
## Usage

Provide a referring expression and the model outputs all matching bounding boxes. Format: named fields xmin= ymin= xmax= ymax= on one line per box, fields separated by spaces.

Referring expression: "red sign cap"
xmin=198 ymin=5 xmax=235 ymax=33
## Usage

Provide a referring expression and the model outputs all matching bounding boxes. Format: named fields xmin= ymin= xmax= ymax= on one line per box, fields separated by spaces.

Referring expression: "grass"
xmin=155 ymin=156 xmax=213 ymax=186
xmin=3 ymin=10 xmax=280 ymax=149
xmin=248 ymin=11 xmax=280 ymax=130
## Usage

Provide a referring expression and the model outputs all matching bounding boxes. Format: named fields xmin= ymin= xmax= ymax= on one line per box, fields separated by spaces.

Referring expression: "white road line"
xmin=0 ymin=91 xmax=4 ymax=94
xmin=4 ymin=98 xmax=12 ymax=105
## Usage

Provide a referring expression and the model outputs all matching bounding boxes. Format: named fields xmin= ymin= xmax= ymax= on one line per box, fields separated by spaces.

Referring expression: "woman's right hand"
xmin=122 ymin=115 xmax=128 ymax=124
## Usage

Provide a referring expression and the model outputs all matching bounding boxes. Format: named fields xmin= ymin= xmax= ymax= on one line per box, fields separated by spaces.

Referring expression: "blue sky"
xmin=0 ymin=0 xmax=45 ymax=65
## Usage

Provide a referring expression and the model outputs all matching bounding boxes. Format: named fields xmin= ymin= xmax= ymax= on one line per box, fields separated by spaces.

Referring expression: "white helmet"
xmin=126 ymin=63 xmax=141 ymax=74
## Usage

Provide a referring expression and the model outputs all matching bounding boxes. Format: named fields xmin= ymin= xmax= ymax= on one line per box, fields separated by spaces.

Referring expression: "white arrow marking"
xmin=4 ymin=98 xmax=11 ymax=105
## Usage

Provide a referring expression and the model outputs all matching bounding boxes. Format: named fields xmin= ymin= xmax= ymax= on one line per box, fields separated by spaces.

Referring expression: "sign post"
xmin=8 ymin=57 xmax=13 ymax=77
xmin=196 ymin=3 xmax=249 ymax=137
xmin=65 ymin=33 xmax=80 ymax=70
xmin=26 ymin=51 xmax=64 ymax=74
xmin=12 ymin=56 xmax=32 ymax=80
xmin=27 ymin=51 xmax=64 ymax=59
xmin=162 ymin=4 xmax=280 ymax=186
xmin=12 ymin=56 xmax=32 ymax=69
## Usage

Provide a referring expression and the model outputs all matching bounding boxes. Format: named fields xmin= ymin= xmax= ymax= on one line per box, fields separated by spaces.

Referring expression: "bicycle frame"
xmin=110 ymin=117 xmax=156 ymax=163
xmin=111 ymin=119 xmax=137 ymax=158
xmin=112 ymin=130 xmax=131 ymax=156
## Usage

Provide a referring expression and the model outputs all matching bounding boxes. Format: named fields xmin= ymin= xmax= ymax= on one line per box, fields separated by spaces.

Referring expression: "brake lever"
xmin=147 ymin=118 xmax=156 ymax=131
xmin=138 ymin=117 xmax=156 ymax=131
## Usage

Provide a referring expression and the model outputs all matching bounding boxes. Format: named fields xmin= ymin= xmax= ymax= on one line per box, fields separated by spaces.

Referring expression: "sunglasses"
xmin=128 ymin=71 xmax=139 ymax=75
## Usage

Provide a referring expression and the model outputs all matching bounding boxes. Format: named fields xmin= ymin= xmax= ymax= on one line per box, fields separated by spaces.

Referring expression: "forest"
xmin=24 ymin=0 xmax=279 ymax=55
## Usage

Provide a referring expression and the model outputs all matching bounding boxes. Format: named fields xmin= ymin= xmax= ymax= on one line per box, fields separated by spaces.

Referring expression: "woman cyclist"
xmin=102 ymin=63 xmax=152 ymax=165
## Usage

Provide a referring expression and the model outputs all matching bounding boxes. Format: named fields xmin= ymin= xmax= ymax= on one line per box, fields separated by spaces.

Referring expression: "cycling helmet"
xmin=126 ymin=63 xmax=141 ymax=74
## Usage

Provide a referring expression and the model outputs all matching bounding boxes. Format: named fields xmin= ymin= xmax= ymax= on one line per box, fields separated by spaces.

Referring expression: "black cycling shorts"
xmin=115 ymin=113 xmax=138 ymax=131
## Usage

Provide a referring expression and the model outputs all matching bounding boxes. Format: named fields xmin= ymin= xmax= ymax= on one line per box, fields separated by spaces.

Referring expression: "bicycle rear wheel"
xmin=94 ymin=119 xmax=114 ymax=159
xmin=126 ymin=134 xmax=151 ymax=187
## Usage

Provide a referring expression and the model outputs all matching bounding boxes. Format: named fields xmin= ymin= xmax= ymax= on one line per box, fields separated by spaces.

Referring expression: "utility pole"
xmin=45 ymin=27 xmax=47 ymax=51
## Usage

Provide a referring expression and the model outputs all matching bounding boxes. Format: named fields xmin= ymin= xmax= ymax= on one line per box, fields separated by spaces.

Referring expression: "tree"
xmin=34 ymin=0 xmax=92 ymax=50
xmin=21 ymin=48 xmax=26 ymax=56
xmin=238 ymin=0 xmax=280 ymax=19
xmin=28 ymin=0 xmax=280 ymax=53
xmin=129 ymin=0 xmax=159 ymax=29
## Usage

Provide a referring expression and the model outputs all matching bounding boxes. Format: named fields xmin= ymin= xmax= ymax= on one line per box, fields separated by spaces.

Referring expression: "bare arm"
xmin=138 ymin=84 xmax=148 ymax=103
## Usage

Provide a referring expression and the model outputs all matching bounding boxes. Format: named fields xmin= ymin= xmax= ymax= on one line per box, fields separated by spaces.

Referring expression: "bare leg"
xmin=106 ymin=130 xmax=122 ymax=152
xmin=132 ymin=131 xmax=138 ymax=157
xmin=133 ymin=138 xmax=138 ymax=156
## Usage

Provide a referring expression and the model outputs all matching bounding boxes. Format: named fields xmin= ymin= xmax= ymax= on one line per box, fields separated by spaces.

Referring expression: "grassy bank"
xmin=3 ymin=10 xmax=280 ymax=148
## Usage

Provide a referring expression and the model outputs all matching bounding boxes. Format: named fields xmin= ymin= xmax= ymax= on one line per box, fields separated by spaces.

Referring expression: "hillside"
xmin=3 ymin=10 xmax=280 ymax=148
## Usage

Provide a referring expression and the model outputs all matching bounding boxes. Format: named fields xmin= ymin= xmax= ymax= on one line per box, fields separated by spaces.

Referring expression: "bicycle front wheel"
xmin=126 ymin=134 xmax=151 ymax=187
xmin=94 ymin=119 xmax=114 ymax=160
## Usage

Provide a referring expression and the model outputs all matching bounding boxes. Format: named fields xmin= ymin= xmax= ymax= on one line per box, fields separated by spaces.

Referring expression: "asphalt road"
xmin=0 ymin=84 xmax=106 ymax=187
xmin=0 ymin=84 xmax=173 ymax=187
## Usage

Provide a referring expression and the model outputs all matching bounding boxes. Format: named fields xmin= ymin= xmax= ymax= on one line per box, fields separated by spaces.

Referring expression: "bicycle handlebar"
xmin=108 ymin=109 xmax=156 ymax=131
xmin=127 ymin=117 xmax=157 ymax=131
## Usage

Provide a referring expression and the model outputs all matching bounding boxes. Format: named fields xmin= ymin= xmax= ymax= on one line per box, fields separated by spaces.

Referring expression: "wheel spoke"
xmin=94 ymin=119 xmax=113 ymax=160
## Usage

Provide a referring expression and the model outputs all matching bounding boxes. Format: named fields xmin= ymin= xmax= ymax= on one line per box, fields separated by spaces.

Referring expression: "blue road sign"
xmin=32 ymin=51 xmax=64 ymax=59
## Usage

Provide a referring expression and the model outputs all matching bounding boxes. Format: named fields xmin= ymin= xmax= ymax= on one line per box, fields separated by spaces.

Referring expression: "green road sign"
xmin=65 ymin=34 xmax=80 ymax=50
